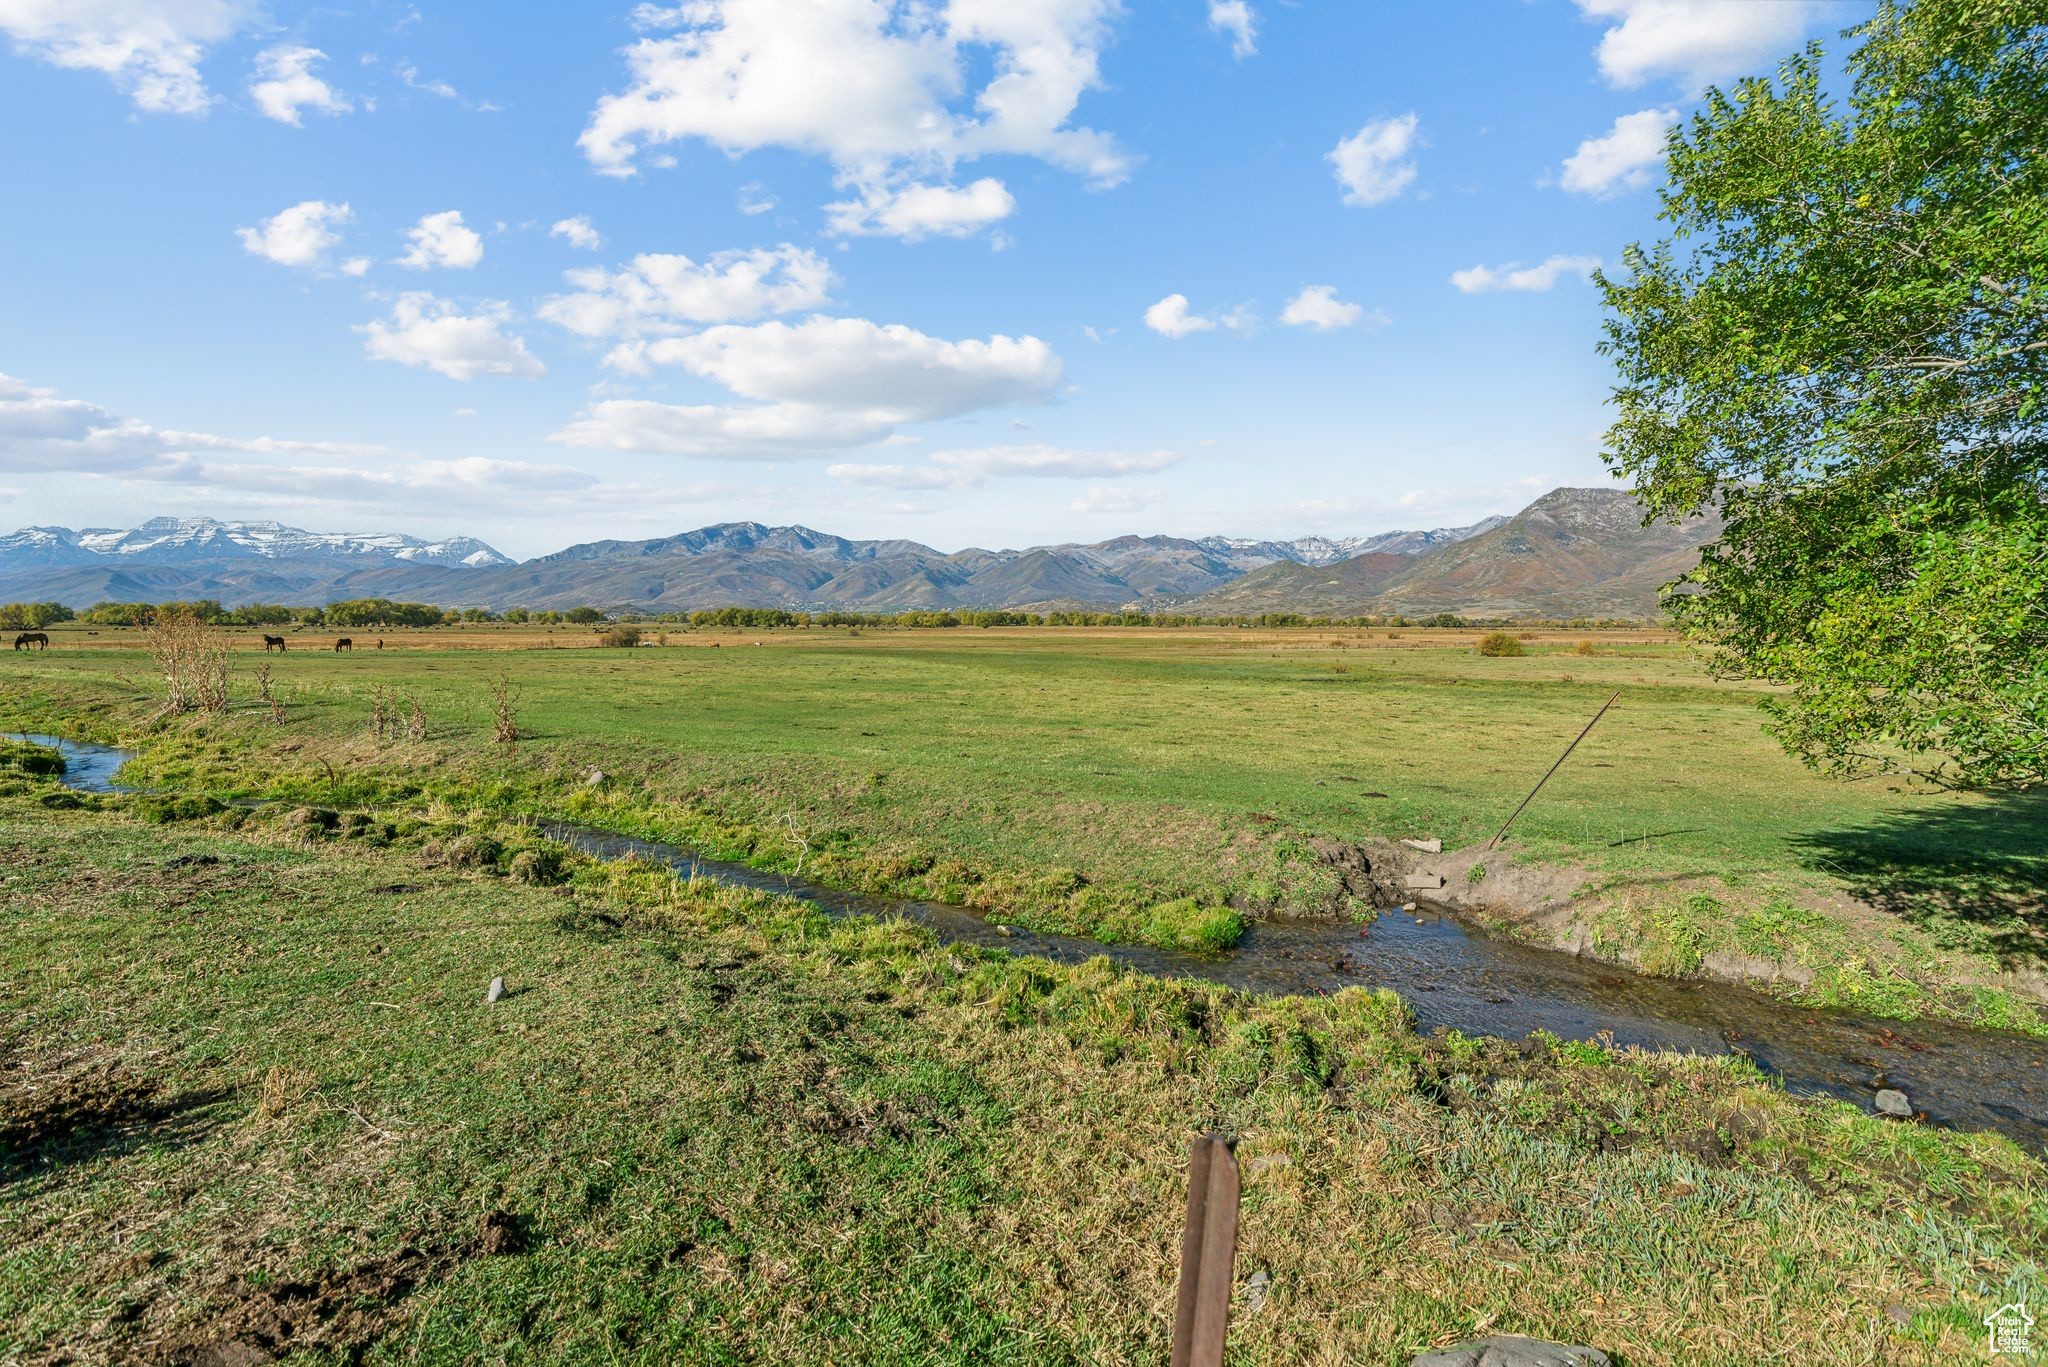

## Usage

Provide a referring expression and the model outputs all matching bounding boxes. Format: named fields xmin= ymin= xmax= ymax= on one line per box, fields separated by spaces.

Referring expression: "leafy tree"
xmin=1600 ymin=0 xmax=2046 ymax=789
xmin=565 ymin=607 xmax=605 ymax=624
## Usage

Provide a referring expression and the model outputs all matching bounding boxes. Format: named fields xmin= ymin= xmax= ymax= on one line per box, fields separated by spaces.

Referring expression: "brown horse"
xmin=262 ymin=634 xmax=287 ymax=652
xmin=13 ymin=632 xmax=49 ymax=652
xmin=334 ymin=637 xmax=354 ymax=653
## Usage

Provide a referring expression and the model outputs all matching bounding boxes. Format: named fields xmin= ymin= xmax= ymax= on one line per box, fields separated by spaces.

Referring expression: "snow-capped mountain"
xmin=1195 ymin=516 xmax=1509 ymax=568
xmin=2 ymin=518 xmax=511 ymax=569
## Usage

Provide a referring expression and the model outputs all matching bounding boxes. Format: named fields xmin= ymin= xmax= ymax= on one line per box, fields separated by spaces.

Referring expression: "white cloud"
xmin=236 ymin=200 xmax=354 ymax=269
xmin=1280 ymin=285 xmax=1380 ymax=331
xmin=1560 ymin=106 xmax=1678 ymax=196
xmin=737 ymin=182 xmax=777 ymax=215
xmin=550 ymin=216 xmax=604 ymax=250
xmin=539 ymin=245 xmax=835 ymax=339
xmin=551 ymin=315 xmax=1062 ymax=458
xmin=825 ymin=178 xmax=1016 ymax=240
xmin=248 ymin=45 xmax=352 ymax=125
xmin=398 ymin=210 xmax=484 ymax=270
xmin=1208 ymin=1 xmax=1256 ymax=59
xmin=579 ymin=0 xmax=1128 ymax=233
xmin=358 ymin=294 xmax=545 ymax=380
xmin=1144 ymin=293 xmax=1214 ymax=338
xmin=1072 ymin=485 xmax=1162 ymax=514
xmin=1329 ymin=113 xmax=1419 ymax=207
xmin=341 ymin=256 xmax=372 ymax=277
xmin=1450 ymin=254 xmax=1603 ymax=294
xmin=830 ymin=443 xmax=1177 ymax=489
xmin=1575 ymin=0 xmax=1830 ymax=91
xmin=0 ymin=0 xmax=255 ymax=114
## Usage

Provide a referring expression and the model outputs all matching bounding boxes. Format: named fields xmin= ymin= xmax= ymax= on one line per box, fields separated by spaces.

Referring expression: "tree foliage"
xmin=1600 ymin=0 xmax=2047 ymax=789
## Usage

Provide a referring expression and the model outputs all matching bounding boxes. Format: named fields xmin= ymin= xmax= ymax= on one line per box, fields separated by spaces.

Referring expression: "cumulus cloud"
xmin=248 ymin=44 xmax=351 ymax=124
xmin=397 ymin=210 xmax=484 ymax=270
xmin=1329 ymin=113 xmax=1419 ymax=207
xmin=829 ymin=443 xmax=1177 ymax=489
xmin=1575 ymin=0 xmax=1831 ymax=91
xmin=1144 ymin=294 xmax=1212 ymax=339
xmin=357 ymin=294 xmax=545 ymax=380
xmin=1450 ymin=254 xmax=1603 ymax=294
xmin=550 ymin=216 xmax=603 ymax=250
xmin=579 ymin=0 xmax=1128 ymax=235
xmin=1208 ymin=1 xmax=1256 ymax=58
xmin=1280 ymin=285 xmax=1381 ymax=331
xmin=0 ymin=0 xmax=255 ymax=114
xmin=236 ymin=200 xmax=354 ymax=269
xmin=551 ymin=316 xmax=1062 ymax=458
xmin=825 ymin=178 xmax=1016 ymax=240
xmin=539 ymin=245 xmax=835 ymax=339
xmin=1560 ymin=107 xmax=1678 ymax=196
xmin=1144 ymin=294 xmax=1250 ymax=338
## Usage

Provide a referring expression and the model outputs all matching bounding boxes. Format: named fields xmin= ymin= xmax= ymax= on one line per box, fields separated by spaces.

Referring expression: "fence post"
xmin=1171 ymin=1132 xmax=1241 ymax=1367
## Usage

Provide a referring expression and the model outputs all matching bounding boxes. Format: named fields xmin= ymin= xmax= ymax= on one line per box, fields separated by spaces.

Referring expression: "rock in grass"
xmin=1412 ymin=1337 xmax=1612 ymax=1367
xmin=1404 ymin=873 xmax=1447 ymax=890
xmin=1402 ymin=837 xmax=1444 ymax=854
xmin=486 ymin=976 xmax=507 ymax=1005
xmin=584 ymin=769 xmax=609 ymax=787
xmin=1875 ymin=1088 xmax=1914 ymax=1118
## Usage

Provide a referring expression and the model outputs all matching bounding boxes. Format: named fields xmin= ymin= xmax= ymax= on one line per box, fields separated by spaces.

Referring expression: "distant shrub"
xmin=602 ymin=626 xmax=642 ymax=648
xmin=1477 ymin=632 xmax=1525 ymax=657
xmin=1575 ymin=639 xmax=1596 ymax=656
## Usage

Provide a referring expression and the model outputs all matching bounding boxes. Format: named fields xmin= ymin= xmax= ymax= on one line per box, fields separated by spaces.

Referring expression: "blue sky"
xmin=0 ymin=0 xmax=1862 ymax=558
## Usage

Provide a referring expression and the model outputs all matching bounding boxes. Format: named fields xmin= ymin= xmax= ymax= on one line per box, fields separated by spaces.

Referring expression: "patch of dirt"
xmin=153 ymin=1244 xmax=455 ymax=1367
xmin=1307 ymin=836 xmax=1413 ymax=909
xmin=1419 ymin=844 xmax=1592 ymax=927
xmin=0 ymin=1049 xmax=221 ymax=1183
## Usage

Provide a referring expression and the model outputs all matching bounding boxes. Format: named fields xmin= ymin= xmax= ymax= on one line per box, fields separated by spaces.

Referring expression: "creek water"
xmin=17 ymin=733 xmax=2047 ymax=1148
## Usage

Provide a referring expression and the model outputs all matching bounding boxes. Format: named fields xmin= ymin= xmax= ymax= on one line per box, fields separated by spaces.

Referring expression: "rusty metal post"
xmin=1171 ymin=1132 xmax=1241 ymax=1367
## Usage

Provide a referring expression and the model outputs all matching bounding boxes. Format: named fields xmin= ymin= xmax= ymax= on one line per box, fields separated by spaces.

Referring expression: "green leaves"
xmin=1601 ymin=0 xmax=2048 ymax=789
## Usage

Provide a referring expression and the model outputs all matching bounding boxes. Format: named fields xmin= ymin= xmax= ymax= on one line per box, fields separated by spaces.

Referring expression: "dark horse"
xmin=13 ymin=632 xmax=49 ymax=652
xmin=262 ymin=635 xmax=287 ymax=652
xmin=334 ymin=638 xmax=354 ymax=652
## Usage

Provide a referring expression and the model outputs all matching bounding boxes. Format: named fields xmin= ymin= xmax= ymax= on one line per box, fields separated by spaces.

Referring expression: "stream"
xmin=17 ymin=732 xmax=2048 ymax=1149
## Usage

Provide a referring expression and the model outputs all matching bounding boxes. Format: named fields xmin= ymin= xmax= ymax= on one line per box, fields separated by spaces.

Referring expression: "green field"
xmin=3 ymin=623 xmax=2044 ymax=1030
xmin=3 ymin=792 xmax=2041 ymax=1364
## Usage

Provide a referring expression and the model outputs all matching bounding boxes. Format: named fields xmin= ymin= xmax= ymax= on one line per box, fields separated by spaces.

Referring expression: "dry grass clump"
xmin=1476 ymin=631 xmax=1525 ymax=657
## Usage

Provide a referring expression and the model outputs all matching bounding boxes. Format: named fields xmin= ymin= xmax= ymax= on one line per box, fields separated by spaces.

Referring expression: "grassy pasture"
xmin=1 ymin=795 xmax=2041 ymax=1365
xmin=3 ymin=623 xmax=2043 ymax=1026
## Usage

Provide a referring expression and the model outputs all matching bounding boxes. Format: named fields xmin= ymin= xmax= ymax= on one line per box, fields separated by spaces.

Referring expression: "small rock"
xmin=1239 ymin=1268 xmax=1271 ymax=1314
xmin=1402 ymin=902 xmax=1417 ymax=912
xmin=584 ymin=769 xmax=609 ymax=787
xmin=486 ymin=976 xmax=507 ymax=1004
xmin=1401 ymin=837 xmax=1444 ymax=854
xmin=1411 ymin=1336 xmax=1612 ymax=1367
xmin=1404 ymin=873 xmax=1447 ymax=890
xmin=993 ymin=924 xmax=1015 ymax=938
xmin=1874 ymin=1088 xmax=1913 ymax=1118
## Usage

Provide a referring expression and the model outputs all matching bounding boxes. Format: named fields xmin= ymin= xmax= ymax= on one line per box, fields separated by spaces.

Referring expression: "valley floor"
xmin=2 ymin=794 xmax=2042 ymax=1365
xmin=4 ymin=623 xmax=2043 ymax=1034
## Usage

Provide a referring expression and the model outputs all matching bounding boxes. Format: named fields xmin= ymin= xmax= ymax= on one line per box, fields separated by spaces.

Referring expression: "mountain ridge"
xmin=0 ymin=496 xmax=1703 ymax=619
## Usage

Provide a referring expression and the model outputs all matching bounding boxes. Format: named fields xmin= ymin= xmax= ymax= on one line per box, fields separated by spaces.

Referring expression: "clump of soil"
xmin=156 ymin=1245 xmax=454 ymax=1367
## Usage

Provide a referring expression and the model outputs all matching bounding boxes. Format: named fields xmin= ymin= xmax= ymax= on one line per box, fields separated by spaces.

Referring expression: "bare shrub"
xmin=602 ymin=626 xmax=642 ymax=648
xmin=490 ymin=675 xmax=521 ymax=746
xmin=146 ymin=606 xmax=231 ymax=713
xmin=1575 ymin=639 xmax=1596 ymax=656
xmin=408 ymin=697 xmax=427 ymax=743
xmin=370 ymin=686 xmax=390 ymax=743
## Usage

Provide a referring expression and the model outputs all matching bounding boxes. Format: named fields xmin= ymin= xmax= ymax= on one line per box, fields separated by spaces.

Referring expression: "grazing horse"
xmin=334 ymin=637 xmax=354 ymax=653
xmin=262 ymin=634 xmax=287 ymax=652
xmin=13 ymin=632 xmax=49 ymax=652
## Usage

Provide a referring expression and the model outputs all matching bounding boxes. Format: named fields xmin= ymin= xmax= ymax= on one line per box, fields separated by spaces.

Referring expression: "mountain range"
xmin=0 ymin=492 xmax=1719 ymax=620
